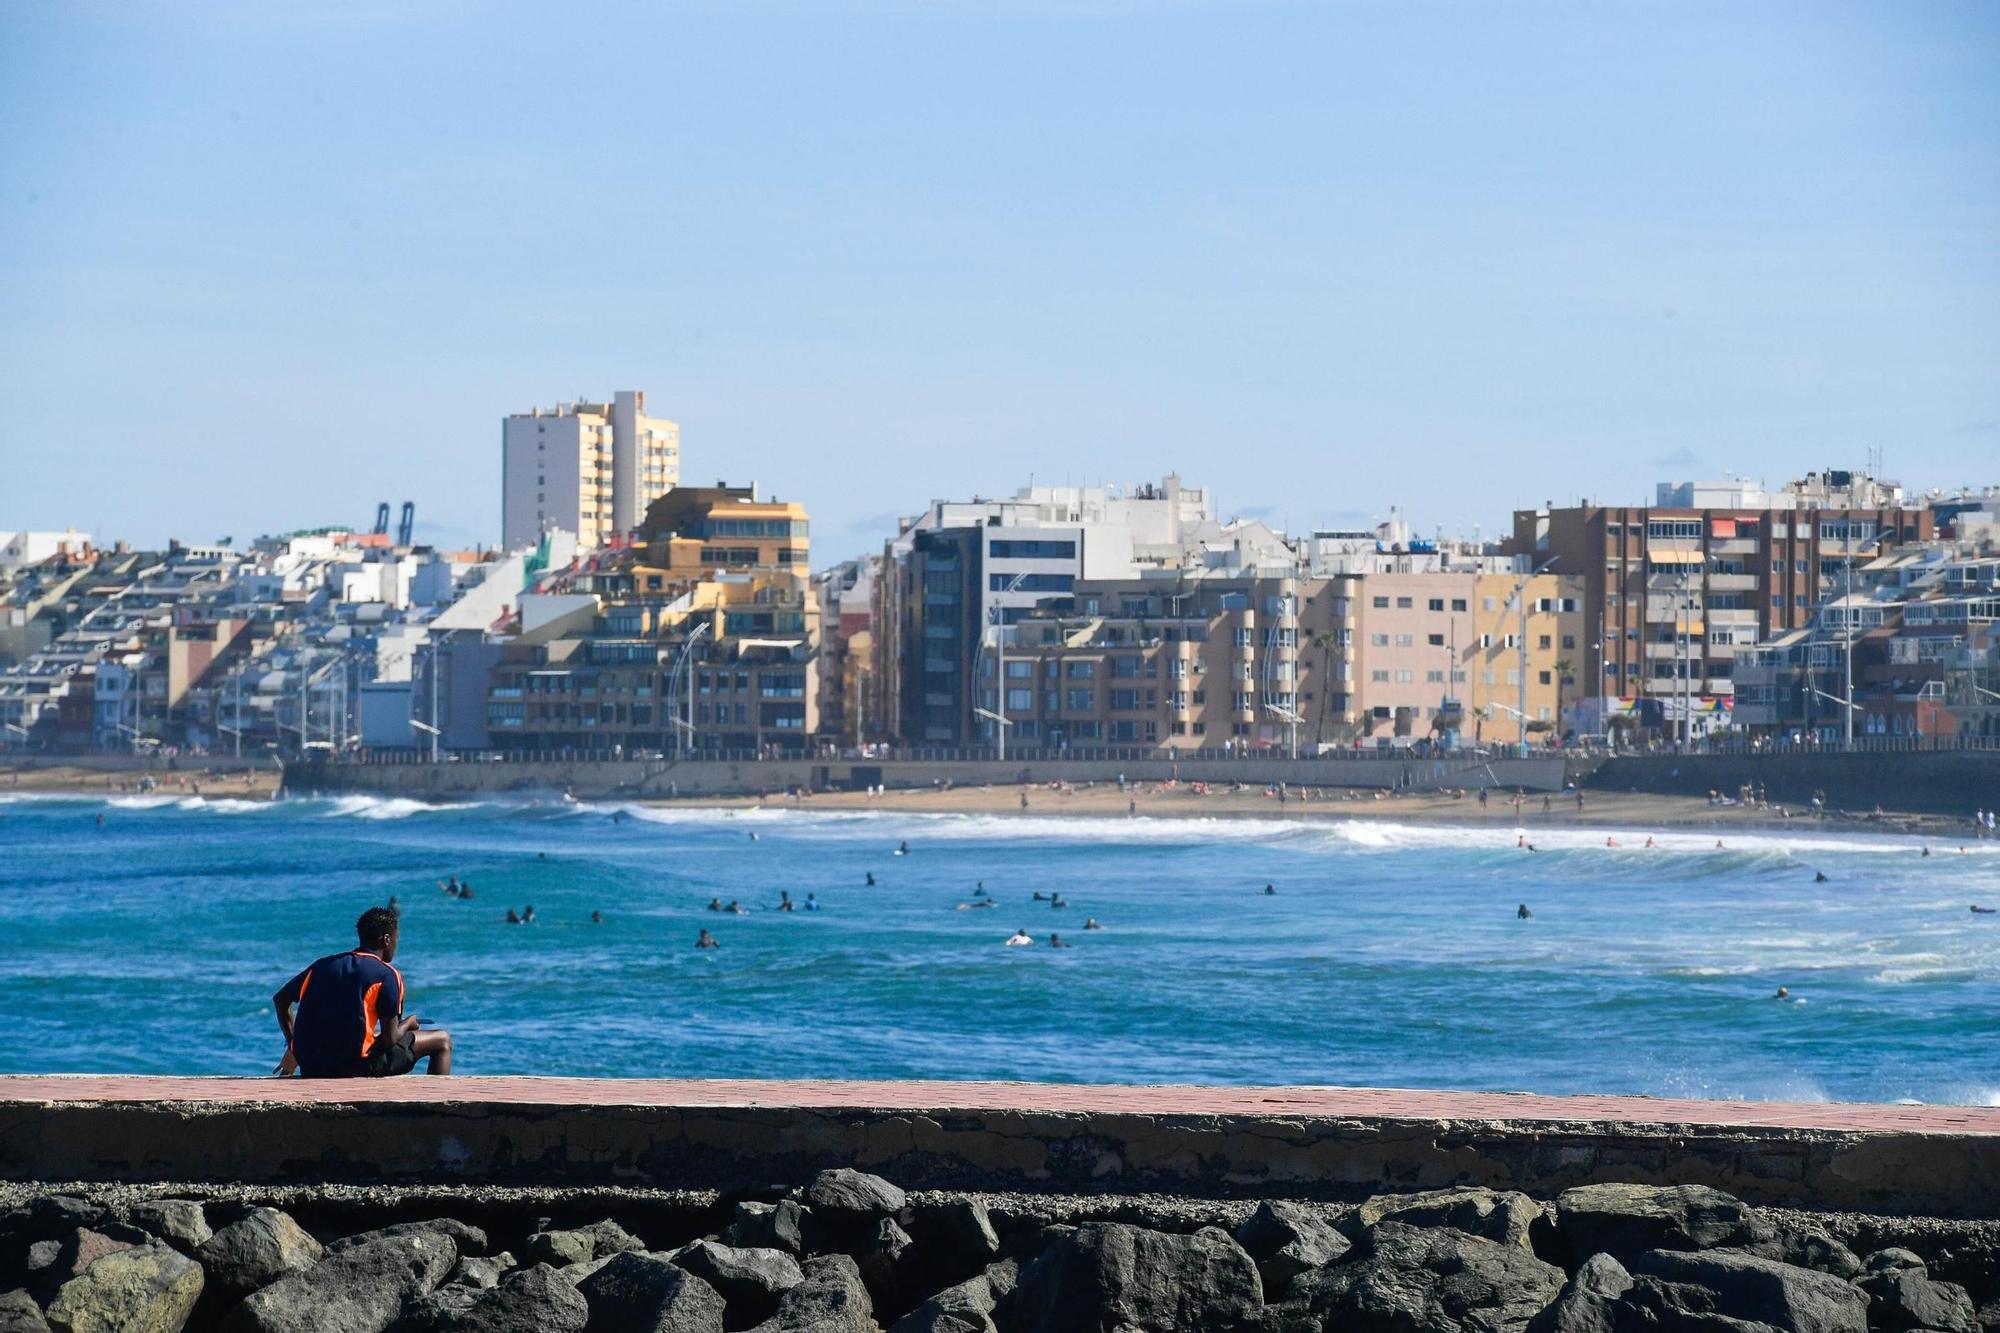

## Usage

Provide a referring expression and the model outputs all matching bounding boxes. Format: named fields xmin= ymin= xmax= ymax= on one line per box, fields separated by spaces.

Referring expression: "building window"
xmin=1427 ymin=633 xmax=1444 ymax=646
xmin=1396 ymin=596 xmax=1413 ymax=609
xmin=1451 ymin=598 xmax=1467 ymax=612
xmin=1371 ymin=670 xmax=1390 ymax=683
xmin=1372 ymin=596 xmax=1389 ymax=608
xmin=1065 ymin=689 xmax=1094 ymax=710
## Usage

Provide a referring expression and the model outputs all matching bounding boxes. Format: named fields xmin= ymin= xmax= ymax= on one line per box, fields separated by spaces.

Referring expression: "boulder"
xmin=29 ymin=1232 xmax=133 ymax=1307
xmin=0 ymin=1289 xmax=49 ymax=1333
xmin=197 ymin=1208 xmax=326 ymax=1300
xmin=907 ymin=1201 xmax=1000 ymax=1291
xmin=1628 ymin=1248 xmax=1868 ymax=1333
xmin=672 ymin=1241 xmax=802 ymax=1325
xmin=1526 ymin=1253 xmax=1631 ymax=1333
xmin=450 ymin=1254 xmax=517 ymax=1291
xmin=523 ymin=1221 xmax=641 ymax=1270
xmin=888 ymin=1269 xmax=1000 ymax=1333
xmin=804 ymin=1171 xmax=907 ymax=1219
xmin=578 ymin=1252 xmax=727 ymax=1333
xmin=1856 ymin=1267 xmax=1980 ymax=1333
xmin=1 ymin=1200 xmax=110 ymax=1248
xmin=1742 ymin=1226 xmax=1861 ymax=1281
xmin=1234 ymin=1202 xmax=1350 ymax=1297
xmin=398 ymin=1283 xmax=481 ymax=1332
xmin=857 ymin=1219 xmax=916 ymax=1307
xmin=122 ymin=1202 xmax=211 ymax=1257
xmin=222 ymin=1231 xmax=457 ymax=1333
xmin=417 ymin=1264 xmax=588 ymax=1333
xmin=1351 ymin=1190 xmax=1543 ymax=1253
xmin=1292 ymin=1222 xmax=1563 ymax=1333
xmin=1864 ymin=1249 xmax=1928 ymax=1276
xmin=748 ymin=1254 xmax=875 ymax=1333
xmin=1014 ymin=1222 xmax=1262 ymax=1333
xmin=1554 ymin=1186 xmax=1754 ymax=1267
xmin=44 ymin=1243 xmax=203 ymax=1333
xmin=330 ymin=1220 xmax=489 ymax=1259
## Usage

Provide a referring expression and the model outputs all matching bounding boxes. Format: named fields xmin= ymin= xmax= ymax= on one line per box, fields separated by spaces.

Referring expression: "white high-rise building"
xmin=500 ymin=391 xmax=679 ymax=550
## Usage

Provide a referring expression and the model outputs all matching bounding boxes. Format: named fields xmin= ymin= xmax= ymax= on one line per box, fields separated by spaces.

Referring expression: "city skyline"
xmin=4 ymin=2 xmax=1998 ymax=563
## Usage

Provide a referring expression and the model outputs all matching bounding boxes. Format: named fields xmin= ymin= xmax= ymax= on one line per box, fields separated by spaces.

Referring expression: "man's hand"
xmin=397 ymin=1014 xmax=421 ymax=1041
xmin=273 ymin=1048 xmax=297 ymax=1077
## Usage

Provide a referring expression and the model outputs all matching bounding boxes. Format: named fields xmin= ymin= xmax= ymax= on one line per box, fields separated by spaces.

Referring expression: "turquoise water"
xmin=1 ymin=791 xmax=1996 ymax=1103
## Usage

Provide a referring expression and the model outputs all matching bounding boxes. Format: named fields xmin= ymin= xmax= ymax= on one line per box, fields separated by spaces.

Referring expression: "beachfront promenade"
xmin=6 ymin=1078 xmax=1997 ymax=1216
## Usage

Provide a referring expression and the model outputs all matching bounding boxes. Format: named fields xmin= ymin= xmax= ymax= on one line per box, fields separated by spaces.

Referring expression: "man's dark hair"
xmin=356 ymin=907 xmax=398 ymax=949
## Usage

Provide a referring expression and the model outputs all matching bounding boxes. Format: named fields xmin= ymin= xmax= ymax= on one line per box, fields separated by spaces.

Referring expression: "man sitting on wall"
xmin=272 ymin=907 xmax=453 ymax=1077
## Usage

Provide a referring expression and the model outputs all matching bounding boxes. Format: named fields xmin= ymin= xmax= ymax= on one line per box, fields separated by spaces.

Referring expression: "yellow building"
xmin=639 ymin=484 xmax=809 ymax=582
xmin=1466 ymin=572 xmax=1587 ymax=744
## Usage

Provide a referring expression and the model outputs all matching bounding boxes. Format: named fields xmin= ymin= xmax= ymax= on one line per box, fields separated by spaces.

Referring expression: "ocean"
xmin=1 ymin=791 xmax=1995 ymax=1103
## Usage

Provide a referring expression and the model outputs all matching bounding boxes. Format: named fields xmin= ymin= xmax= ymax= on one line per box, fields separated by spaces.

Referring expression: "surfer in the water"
xmin=1814 ymin=871 xmax=1829 ymax=883
xmin=1517 ymin=904 xmax=1532 ymax=919
xmin=897 ymin=840 xmax=910 ymax=856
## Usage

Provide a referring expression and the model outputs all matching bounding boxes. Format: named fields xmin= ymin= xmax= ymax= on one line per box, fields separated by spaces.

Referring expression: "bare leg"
xmin=412 ymin=1028 xmax=453 ymax=1075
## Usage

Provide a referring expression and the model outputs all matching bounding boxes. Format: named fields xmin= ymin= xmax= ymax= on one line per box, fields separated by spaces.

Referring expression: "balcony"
xmin=1643 ymin=642 xmax=1685 ymax=660
xmin=1712 ymin=538 xmax=1760 ymax=556
xmin=1707 ymin=573 xmax=1758 ymax=592
xmin=1707 ymin=607 xmax=1759 ymax=625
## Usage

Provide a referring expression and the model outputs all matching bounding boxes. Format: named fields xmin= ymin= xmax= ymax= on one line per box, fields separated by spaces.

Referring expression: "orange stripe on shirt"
xmin=359 ymin=980 xmax=382 ymax=1057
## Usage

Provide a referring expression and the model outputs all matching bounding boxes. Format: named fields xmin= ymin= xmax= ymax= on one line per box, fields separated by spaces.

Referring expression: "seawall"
xmin=1579 ymin=750 xmax=2000 ymax=817
xmin=5 ymin=1078 xmax=1997 ymax=1219
xmin=290 ymin=754 xmax=1571 ymax=800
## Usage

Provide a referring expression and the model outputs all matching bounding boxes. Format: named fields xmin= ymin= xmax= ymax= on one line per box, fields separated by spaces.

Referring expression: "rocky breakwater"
xmin=3 ymin=1172 xmax=1999 ymax=1333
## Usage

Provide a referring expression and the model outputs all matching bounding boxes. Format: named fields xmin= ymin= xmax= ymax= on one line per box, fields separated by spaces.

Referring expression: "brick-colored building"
xmin=1511 ymin=473 xmax=1933 ymax=733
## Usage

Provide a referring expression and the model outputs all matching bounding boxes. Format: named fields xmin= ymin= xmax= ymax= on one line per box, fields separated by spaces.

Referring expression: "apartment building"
xmin=1348 ymin=572 xmax=1584 ymax=744
xmin=1511 ymin=471 xmax=1934 ymax=734
xmin=998 ymin=573 xmax=1336 ymax=751
xmin=485 ymin=486 xmax=819 ymax=755
xmin=1735 ymin=542 xmax=2000 ymax=741
xmin=500 ymin=391 xmax=680 ymax=550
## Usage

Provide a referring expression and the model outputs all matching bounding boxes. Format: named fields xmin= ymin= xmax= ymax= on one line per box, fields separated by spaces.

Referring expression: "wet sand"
xmin=0 ymin=763 xmax=283 ymax=799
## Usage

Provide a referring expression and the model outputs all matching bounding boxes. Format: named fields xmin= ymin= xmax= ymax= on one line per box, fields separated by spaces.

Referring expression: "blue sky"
xmin=2 ymin=1 xmax=1995 ymax=562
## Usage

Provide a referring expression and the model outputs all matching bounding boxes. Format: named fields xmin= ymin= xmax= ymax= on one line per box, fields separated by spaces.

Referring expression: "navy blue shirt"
xmin=289 ymin=950 xmax=404 ymax=1075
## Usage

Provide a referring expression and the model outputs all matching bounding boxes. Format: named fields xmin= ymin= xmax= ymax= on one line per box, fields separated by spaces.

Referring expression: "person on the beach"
xmin=697 ymin=928 xmax=720 ymax=948
xmin=273 ymin=906 xmax=451 ymax=1078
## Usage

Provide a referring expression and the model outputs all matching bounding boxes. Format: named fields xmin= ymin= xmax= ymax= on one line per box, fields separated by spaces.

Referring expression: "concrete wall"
xmin=4 ymin=1091 xmax=1994 ymax=1217
xmin=289 ymin=754 xmax=1571 ymax=800
xmin=1576 ymin=750 xmax=2000 ymax=817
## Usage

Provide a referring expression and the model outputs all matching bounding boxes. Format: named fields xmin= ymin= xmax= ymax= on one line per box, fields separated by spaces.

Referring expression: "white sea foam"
xmin=318 ymin=794 xmax=439 ymax=820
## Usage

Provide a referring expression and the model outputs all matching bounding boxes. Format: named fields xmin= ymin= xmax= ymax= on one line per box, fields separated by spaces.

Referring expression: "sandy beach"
xmin=646 ymin=780 xmax=1974 ymax=841
xmin=0 ymin=763 xmax=284 ymax=800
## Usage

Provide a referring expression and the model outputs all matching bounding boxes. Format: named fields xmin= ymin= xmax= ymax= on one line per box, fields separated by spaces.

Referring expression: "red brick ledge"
xmin=4 ymin=1077 xmax=1997 ymax=1136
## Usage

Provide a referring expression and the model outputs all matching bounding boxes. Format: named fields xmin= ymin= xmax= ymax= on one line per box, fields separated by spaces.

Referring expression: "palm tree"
xmin=1553 ymin=658 xmax=1574 ymax=735
xmin=1311 ymin=630 xmax=1339 ymax=747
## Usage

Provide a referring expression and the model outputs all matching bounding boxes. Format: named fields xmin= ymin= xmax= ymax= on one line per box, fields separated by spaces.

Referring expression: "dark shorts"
xmin=301 ymin=1031 xmax=417 ymax=1079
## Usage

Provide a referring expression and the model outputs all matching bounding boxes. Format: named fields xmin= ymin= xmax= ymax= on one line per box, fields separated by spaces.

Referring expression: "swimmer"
xmin=1049 ymin=933 xmax=1070 ymax=948
xmin=1517 ymin=834 xmax=1527 ymax=849
xmin=1085 ymin=917 xmax=1102 ymax=930
xmin=865 ymin=872 xmax=876 ymax=887
xmin=1517 ymin=904 xmax=1532 ymax=919
xmin=1971 ymin=905 xmax=1997 ymax=915
xmin=708 ymin=897 xmax=724 ymax=912
xmin=505 ymin=908 xmax=521 ymax=924
xmin=1264 ymin=884 xmax=1276 ymax=895
xmin=1005 ymin=929 xmax=1034 ymax=947
xmin=590 ymin=910 xmax=603 ymax=924
xmin=1605 ymin=837 xmax=1619 ymax=848
xmin=1773 ymin=986 xmax=1789 ymax=1000
xmin=696 ymin=929 xmax=720 ymax=949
